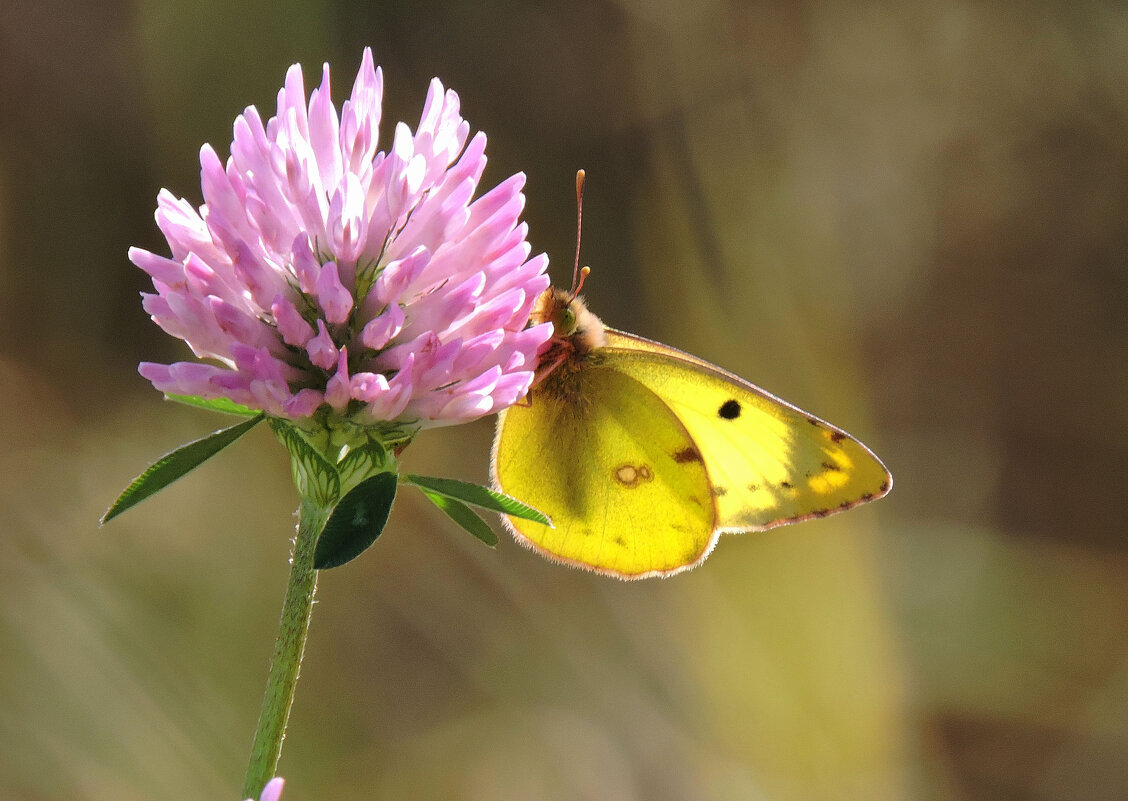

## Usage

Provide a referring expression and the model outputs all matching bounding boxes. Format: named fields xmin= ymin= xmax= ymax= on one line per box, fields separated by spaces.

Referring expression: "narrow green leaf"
xmin=165 ymin=394 xmax=259 ymax=416
xmin=101 ymin=413 xmax=265 ymax=525
xmin=404 ymin=474 xmax=552 ymax=527
xmin=314 ymin=472 xmax=398 ymax=569
xmin=419 ymin=489 xmax=498 ymax=548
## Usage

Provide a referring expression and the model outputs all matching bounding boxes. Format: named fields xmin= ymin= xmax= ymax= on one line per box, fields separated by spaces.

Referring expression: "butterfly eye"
xmin=557 ymin=307 xmax=577 ymax=336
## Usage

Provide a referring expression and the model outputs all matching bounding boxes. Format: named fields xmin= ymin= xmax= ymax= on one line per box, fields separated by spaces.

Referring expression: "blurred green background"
xmin=2 ymin=1 xmax=1127 ymax=799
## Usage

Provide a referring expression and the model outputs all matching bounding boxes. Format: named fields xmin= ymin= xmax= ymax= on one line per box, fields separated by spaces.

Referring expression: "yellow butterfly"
xmin=491 ymin=174 xmax=891 ymax=580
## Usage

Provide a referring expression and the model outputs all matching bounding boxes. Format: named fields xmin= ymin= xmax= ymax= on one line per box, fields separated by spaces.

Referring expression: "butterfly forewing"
xmin=601 ymin=329 xmax=892 ymax=531
xmin=492 ymin=366 xmax=718 ymax=578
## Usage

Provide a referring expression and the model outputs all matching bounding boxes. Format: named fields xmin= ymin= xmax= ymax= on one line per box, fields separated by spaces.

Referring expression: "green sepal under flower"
xmin=269 ymin=420 xmax=343 ymax=509
xmin=266 ymin=414 xmax=407 ymax=567
xmin=266 ymin=408 xmax=412 ymax=505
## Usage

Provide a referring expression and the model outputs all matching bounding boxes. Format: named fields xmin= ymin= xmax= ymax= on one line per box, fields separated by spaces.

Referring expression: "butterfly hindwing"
xmin=492 ymin=365 xmax=717 ymax=578
xmin=600 ymin=329 xmax=892 ymax=531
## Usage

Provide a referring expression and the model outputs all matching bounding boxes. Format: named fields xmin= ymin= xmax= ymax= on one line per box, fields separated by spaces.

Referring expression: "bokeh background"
xmin=2 ymin=2 xmax=1127 ymax=799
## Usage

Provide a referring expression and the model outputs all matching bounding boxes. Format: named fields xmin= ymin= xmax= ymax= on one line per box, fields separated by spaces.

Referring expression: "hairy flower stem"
xmin=242 ymin=498 xmax=330 ymax=799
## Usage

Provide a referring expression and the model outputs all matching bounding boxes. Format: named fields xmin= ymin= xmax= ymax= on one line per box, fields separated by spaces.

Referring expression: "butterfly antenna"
xmin=569 ymin=169 xmax=590 ymax=300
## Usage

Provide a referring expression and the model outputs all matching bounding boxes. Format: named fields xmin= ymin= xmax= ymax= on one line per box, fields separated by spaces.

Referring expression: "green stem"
xmin=242 ymin=498 xmax=330 ymax=800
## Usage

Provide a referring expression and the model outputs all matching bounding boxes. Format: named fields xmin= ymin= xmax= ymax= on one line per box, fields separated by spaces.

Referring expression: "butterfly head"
xmin=532 ymin=286 xmax=606 ymax=356
xmin=526 ymin=286 xmax=606 ymax=392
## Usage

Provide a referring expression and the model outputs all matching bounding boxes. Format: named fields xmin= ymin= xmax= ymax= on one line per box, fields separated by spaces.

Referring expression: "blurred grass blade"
xmin=101 ymin=413 xmax=265 ymax=525
xmin=404 ymin=474 xmax=551 ymax=526
xmin=315 ymin=472 xmax=398 ymax=569
xmin=165 ymin=394 xmax=259 ymax=416
xmin=419 ymin=488 xmax=498 ymax=547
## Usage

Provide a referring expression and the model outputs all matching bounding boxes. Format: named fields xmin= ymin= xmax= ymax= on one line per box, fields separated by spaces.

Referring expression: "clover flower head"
xmin=132 ymin=48 xmax=551 ymax=430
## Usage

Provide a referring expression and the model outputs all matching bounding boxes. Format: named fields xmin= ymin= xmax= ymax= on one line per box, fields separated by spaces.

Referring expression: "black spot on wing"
xmin=718 ymin=399 xmax=741 ymax=419
xmin=821 ymin=461 xmax=842 ymax=472
xmin=829 ymin=430 xmax=846 ymax=444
